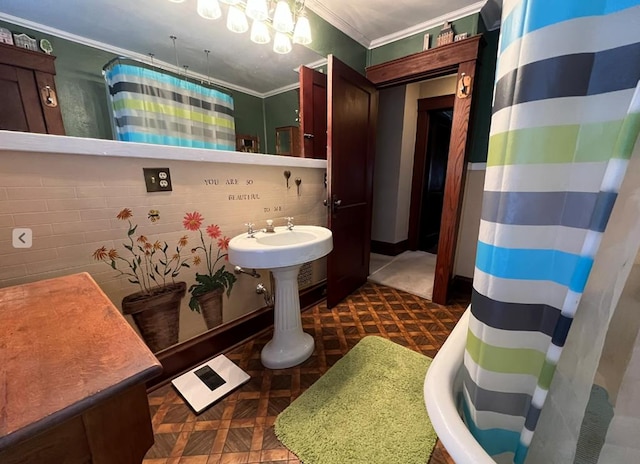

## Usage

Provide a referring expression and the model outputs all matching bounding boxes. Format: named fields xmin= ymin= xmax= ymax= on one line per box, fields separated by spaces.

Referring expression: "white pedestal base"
xmin=261 ymin=264 xmax=315 ymax=369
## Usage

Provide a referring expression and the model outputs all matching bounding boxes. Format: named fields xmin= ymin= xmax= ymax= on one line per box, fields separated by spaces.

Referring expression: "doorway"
xmin=410 ymin=95 xmax=455 ymax=254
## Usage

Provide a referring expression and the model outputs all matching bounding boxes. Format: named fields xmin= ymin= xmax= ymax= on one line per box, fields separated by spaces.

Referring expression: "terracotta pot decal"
xmin=195 ymin=287 xmax=224 ymax=330
xmin=122 ymin=281 xmax=186 ymax=352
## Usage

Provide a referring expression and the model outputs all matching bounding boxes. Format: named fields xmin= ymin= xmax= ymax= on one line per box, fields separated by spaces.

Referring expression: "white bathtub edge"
xmin=424 ymin=307 xmax=495 ymax=463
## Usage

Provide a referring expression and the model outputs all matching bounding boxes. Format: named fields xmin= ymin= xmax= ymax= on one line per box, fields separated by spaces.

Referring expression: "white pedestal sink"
xmin=228 ymin=225 xmax=333 ymax=369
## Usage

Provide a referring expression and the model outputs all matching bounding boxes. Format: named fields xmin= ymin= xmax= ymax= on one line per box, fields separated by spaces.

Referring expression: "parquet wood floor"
xmin=144 ymin=282 xmax=469 ymax=464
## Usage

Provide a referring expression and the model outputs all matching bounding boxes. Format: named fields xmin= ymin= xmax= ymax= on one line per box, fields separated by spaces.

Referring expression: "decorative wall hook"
xmin=295 ymin=178 xmax=302 ymax=196
xmin=283 ymin=170 xmax=291 ymax=189
xmin=40 ymin=85 xmax=58 ymax=108
xmin=457 ymin=72 xmax=472 ymax=99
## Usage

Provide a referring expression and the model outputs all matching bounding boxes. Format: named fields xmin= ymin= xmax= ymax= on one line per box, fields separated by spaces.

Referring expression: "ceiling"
xmin=0 ymin=0 xmax=501 ymax=96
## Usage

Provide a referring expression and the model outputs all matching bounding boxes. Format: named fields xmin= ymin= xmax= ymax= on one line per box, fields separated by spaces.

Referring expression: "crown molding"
xmin=0 ymin=12 xmax=265 ymax=98
xmin=304 ymin=0 xmax=372 ymax=48
xmin=370 ymin=1 xmax=487 ymax=49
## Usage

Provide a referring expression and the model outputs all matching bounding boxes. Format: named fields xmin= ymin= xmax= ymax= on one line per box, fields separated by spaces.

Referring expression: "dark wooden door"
xmin=0 ymin=63 xmax=46 ymax=133
xmin=326 ymin=55 xmax=378 ymax=308
xmin=408 ymin=95 xmax=455 ymax=253
xmin=299 ymin=66 xmax=327 ymax=159
xmin=419 ymin=108 xmax=453 ymax=252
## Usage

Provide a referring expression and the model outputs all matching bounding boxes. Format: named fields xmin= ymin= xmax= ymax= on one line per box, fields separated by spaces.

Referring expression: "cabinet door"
xmin=0 ymin=63 xmax=47 ymax=133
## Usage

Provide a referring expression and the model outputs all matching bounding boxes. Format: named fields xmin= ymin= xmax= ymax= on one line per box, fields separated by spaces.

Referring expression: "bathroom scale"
xmin=171 ymin=354 xmax=250 ymax=414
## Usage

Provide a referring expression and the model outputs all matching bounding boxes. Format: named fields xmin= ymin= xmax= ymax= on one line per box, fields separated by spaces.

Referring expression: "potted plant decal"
xmin=93 ymin=208 xmax=190 ymax=352
xmin=183 ymin=211 xmax=236 ymax=329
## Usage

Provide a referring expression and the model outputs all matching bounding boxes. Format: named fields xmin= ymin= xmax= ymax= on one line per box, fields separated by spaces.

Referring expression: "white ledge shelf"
xmin=0 ymin=131 xmax=328 ymax=169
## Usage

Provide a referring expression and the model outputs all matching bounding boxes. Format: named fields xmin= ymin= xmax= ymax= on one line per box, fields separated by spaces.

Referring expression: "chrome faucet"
xmin=245 ymin=222 xmax=256 ymax=237
xmin=286 ymin=217 xmax=294 ymax=230
xmin=264 ymin=219 xmax=275 ymax=233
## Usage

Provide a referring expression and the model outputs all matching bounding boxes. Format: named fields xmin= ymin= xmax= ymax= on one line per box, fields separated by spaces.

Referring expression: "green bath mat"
xmin=275 ymin=336 xmax=437 ymax=464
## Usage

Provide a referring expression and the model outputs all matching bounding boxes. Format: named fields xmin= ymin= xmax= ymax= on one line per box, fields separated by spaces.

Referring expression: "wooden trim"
xmin=366 ymin=36 xmax=483 ymax=305
xmin=34 ymin=71 xmax=65 ymax=135
xmin=149 ymin=282 xmax=327 ymax=388
xmin=366 ymin=36 xmax=482 ymax=87
xmin=408 ymin=95 xmax=455 ymax=250
xmin=432 ymin=60 xmax=477 ymax=304
xmin=371 ymin=240 xmax=409 ymax=256
xmin=0 ymin=43 xmax=57 ymax=74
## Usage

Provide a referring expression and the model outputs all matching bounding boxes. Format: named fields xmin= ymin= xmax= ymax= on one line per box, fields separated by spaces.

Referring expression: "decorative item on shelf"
xmin=436 ymin=21 xmax=454 ymax=47
xmin=168 ymin=0 xmax=312 ymax=55
xmin=236 ymin=134 xmax=260 ymax=152
xmin=13 ymin=33 xmax=38 ymax=51
xmin=0 ymin=27 xmax=14 ymax=45
xmin=39 ymin=38 xmax=53 ymax=54
xmin=454 ymin=32 xmax=469 ymax=42
xmin=183 ymin=211 xmax=237 ymax=330
xmin=92 ymin=208 xmax=191 ymax=352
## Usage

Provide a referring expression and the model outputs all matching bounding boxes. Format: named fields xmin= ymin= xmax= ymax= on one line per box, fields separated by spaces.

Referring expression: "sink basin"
xmin=228 ymin=225 xmax=333 ymax=269
xmin=227 ymin=225 xmax=333 ymax=369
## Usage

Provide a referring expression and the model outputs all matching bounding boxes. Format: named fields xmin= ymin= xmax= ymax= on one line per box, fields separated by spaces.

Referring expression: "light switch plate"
xmin=143 ymin=168 xmax=172 ymax=192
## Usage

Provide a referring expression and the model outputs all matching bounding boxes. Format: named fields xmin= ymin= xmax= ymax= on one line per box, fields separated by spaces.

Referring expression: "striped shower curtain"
xmin=463 ymin=1 xmax=640 ymax=463
xmin=104 ymin=61 xmax=236 ymax=150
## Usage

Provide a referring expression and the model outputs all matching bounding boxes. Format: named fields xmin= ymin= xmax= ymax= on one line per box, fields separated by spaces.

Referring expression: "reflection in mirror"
xmin=0 ymin=0 xmax=327 ymax=154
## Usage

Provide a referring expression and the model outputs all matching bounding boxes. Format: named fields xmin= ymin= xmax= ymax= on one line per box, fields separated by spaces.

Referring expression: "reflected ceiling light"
xmin=245 ymin=0 xmax=269 ymax=21
xmin=273 ymin=32 xmax=292 ymax=54
xmin=168 ymin=0 xmax=312 ymax=54
xmin=273 ymin=1 xmax=294 ymax=33
xmin=251 ymin=20 xmax=271 ymax=44
xmin=227 ymin=5 xmax=249 ymax=33
xmin=292 ymin=11 xmax=311 ymax=45
xmin=197 ymin=0 xmax=222 ymax=20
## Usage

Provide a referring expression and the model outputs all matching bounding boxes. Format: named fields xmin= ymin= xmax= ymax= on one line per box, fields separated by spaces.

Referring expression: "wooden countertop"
xmin=0 ymin=272 xmax=163 ymax=449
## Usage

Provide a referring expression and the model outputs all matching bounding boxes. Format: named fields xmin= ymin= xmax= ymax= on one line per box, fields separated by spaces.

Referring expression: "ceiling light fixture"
xmin=197 ymin=0 xmax=222 ymax=19
xmin=169 ymin=0 xmax=312 ymax=54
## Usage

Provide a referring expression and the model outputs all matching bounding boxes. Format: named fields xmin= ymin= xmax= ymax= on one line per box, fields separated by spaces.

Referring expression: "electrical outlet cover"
xmin=143 ymin=168 xmax=172 ymax=192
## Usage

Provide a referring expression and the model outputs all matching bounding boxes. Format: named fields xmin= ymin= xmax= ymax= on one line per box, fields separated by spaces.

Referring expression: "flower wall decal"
xmin=92 ymin=208 xmax=191 ymax=294
xmin=183 ymin=211 xmax=236 ymax=313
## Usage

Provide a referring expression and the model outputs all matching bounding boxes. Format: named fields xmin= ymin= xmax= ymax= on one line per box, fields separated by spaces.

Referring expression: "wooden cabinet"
xmin=0 ymin=42 xmax=65 ymax=135
xmin=275 ymin=125 xmax=301 ymax=156
xmin=0 ymin=273 xmax=161 ymax=463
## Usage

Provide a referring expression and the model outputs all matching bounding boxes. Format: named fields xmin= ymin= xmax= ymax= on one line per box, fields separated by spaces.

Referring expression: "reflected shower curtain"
xmin=463 ymin=1 xmax=640 ymax=463
xmin=104 ymin=61 xmax=235 ymax=149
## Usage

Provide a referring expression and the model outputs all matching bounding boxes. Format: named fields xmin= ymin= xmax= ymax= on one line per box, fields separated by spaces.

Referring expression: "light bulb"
xmin=273 ymin=1 xmax=294 ymax=33
xmin=245 ymin=0 xmax=269 ymax=21
xmin=197 ymin=0 xmax=221 ymax=20
xmin=250 ymin=20 xmax=271 ymax=44
xmin=273 ymin=32 xmax=292 ymax=54
xmin=227 ymin=5 xmax=249 ymax=33
xmin=293 ymin=14 xmax=312 ymax=45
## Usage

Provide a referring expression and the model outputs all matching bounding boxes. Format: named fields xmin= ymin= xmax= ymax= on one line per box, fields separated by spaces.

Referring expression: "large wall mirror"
xmin=0 ymin=0 xmax=337 ymax=155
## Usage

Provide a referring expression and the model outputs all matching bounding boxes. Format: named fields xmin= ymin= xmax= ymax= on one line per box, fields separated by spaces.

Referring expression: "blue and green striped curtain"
xmin=464 ymin=1 xmax=640 ymax=462
xmin=104 ymin=62 xmax=235 ymax=150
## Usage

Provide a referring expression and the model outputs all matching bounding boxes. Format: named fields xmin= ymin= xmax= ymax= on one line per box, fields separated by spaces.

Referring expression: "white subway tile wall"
xmin=0 ymin=151 xmax=328 ymax=348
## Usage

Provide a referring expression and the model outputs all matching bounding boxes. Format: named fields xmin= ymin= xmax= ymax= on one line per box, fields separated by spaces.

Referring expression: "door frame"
xmin=408 ymin=94 xmax=455 ymax=251
xmin=366 ymin=35 xmax=482 ymax=304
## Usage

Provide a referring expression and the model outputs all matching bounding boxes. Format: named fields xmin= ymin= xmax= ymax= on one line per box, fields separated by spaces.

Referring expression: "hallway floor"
xmin=143 ymin=282 xmax=469 ymax=464
xmin=368 ymin=251 xmax=437 ymax=300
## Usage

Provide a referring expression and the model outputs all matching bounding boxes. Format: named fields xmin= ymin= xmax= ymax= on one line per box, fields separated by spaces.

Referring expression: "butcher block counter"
xmin=0 ymin=272 xmax=163 ymax=463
